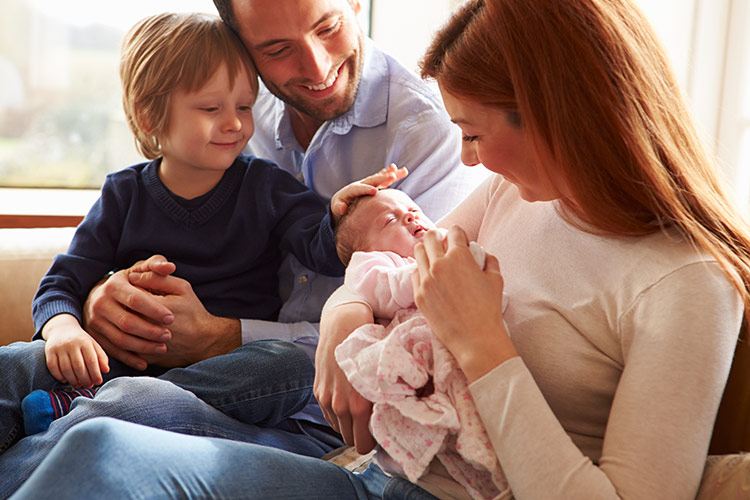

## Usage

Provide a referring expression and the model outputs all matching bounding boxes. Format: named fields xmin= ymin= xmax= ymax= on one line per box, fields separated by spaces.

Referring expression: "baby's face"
xmin=354 ymin=189 xmax=436 ymax=258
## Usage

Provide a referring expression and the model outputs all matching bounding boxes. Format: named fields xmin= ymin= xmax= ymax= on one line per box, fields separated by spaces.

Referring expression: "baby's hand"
xmin=42 ymin=314 xmax=110 ymax=388
xmin=331 ymin=164 xmax=408 ymax=221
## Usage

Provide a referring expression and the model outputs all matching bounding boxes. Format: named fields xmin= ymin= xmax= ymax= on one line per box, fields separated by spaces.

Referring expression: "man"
xmin=0 ymin=0 xmax=483 ymax=494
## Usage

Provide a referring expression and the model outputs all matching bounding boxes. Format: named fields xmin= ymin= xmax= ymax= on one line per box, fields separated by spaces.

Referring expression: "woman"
xmin=11 ymin=0 xmax=750 ymax=498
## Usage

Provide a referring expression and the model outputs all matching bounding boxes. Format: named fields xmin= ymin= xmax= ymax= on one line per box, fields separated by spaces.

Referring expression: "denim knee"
xmin=61 ymin=417 xmax=121 ymax=451
xmin=0 ymin=340 xmax=48 ymax=375
xmin=357 ymin=463 xmax=440 ymax=500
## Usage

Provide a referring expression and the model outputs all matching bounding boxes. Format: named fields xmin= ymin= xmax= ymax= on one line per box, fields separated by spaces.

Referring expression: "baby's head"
xmin=336 ymin=189 xmax=436 ymax=265
xmin=120 ymin=12 xmax=259 ymax=159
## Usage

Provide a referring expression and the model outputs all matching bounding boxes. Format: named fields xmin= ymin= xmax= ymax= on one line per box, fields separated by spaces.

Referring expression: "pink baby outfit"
xmin=335 ymin=246 xmax=510 ymax=500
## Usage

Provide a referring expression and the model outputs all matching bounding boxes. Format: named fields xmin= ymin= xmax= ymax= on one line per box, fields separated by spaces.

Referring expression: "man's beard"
xmin=261 ymin=35 xmax=365 ymax=122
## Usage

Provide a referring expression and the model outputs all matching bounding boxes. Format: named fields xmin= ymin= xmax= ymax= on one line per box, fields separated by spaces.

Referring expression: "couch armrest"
xmin=0 ymin=227 xmax=75 ymax=346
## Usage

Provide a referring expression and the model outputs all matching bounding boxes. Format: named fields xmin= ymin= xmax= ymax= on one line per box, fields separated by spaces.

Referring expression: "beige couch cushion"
xmin=698 ymin=453 xmax=750 ymax=499
xmin=0 ymin=227 xmax=74 ymax=345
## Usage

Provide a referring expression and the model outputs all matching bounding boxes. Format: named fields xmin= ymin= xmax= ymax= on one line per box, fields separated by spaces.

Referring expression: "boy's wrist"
xmin=41 ymin=313 xmax=81 ymax=341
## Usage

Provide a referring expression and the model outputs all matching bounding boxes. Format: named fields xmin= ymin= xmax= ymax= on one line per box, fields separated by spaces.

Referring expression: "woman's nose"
xmin=461 ymin=142 xmax=480 ymax=166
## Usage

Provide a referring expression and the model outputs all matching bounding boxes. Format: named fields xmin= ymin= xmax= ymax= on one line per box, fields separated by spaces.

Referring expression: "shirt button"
xmin=298 ymin=275 xmax=308 ymax=284
xmin=296 ymin=172 xmax=305 ymax=182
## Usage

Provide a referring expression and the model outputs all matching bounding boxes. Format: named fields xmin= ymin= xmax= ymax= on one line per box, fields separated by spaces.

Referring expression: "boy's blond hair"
xmin=120 ymin=12 xmax=258 ymax=159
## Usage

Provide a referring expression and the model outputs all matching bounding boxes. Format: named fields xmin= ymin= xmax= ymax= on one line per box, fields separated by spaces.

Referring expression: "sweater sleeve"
xmin=31 ymin=175 xmax=128 ymax=338
xmin=345 ymin=251 xmax=416 ymax=318
xmin=469 ymin=261 xmax=742 ymax=499
xmin=265 ymin=166 xmax=345 ymax=278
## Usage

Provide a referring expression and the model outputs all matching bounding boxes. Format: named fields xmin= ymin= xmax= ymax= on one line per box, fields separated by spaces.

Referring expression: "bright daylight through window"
xmin=0 ymin=0 xmax=748 ymax=210
xmin=0 ymin=0 xmax=217 ymax=189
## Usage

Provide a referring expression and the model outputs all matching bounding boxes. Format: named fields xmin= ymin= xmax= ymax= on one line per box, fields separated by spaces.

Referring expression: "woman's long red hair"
xmin=421 ymin=0 xmax=750 ymax=323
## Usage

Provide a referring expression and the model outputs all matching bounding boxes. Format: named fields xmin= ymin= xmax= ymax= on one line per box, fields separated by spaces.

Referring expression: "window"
xmin=0 ymin=0 xmax=369 ymax=194
xmin=636 ymin=0 xmax=750 ymax=209
xmin=373 ymin=0 xmax=750 ymax=211
xmin=1 ymin=0 xmax=748 ymax=218
xmin=0 ymin=0 xmax=216 ymax=191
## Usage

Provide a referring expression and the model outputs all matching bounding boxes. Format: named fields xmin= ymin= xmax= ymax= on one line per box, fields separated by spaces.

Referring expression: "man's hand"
xmin=129 ymin=269 xmax=241 ymax=368
xmin=83 ymin=255 xmax=177 ymax=371
xmin=314 ymin=302 xmax=377 ymax=453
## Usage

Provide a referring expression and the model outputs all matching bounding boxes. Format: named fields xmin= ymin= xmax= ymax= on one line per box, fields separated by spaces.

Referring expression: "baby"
xmin=332 ymin=187 xmax=508 ymax=500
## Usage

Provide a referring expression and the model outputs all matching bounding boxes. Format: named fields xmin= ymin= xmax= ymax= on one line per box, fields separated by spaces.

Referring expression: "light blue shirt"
xmin=241 ymin=39 xmax=488 ymax=424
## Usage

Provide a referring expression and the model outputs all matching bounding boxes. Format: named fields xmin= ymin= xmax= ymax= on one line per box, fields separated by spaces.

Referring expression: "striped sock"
xmin=22 ymin=387 xmax=99 ymax=435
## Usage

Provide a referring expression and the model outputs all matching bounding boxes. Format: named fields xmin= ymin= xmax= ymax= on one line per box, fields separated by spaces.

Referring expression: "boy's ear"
xmin=349 ymin=0 xmax=362 ymax=16
xmin=136 ymin=111 xmax=154 ymax=135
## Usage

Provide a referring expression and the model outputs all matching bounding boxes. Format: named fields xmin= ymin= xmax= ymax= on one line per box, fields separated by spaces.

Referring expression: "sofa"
xmin=0 ymin=226 xmax=748 ymax=497
xmin=0 ymin=227 xmax=75 ymax=345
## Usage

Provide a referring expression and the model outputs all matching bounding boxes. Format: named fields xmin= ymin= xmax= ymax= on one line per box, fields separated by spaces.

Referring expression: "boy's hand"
xmin=330 ymin=164 xmax=408 ymax=222
xmin=42 ymin=314 xmax=110 ymax=388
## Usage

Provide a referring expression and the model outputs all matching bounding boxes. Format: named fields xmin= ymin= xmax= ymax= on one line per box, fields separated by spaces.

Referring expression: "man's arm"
xmin=130 ymin=268 xmax=242 ymax=368
xmin=83 ymin=255 xmax=240 ymax=370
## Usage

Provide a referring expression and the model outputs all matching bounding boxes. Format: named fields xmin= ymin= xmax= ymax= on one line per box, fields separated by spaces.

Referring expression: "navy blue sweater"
xmin=32 ymin=155 xmax=344 ymax=335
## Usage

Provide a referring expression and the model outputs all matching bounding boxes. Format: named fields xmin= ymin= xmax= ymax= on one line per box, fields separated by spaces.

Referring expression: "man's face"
xmin=231 ymin=0 xmax=365 ymax=122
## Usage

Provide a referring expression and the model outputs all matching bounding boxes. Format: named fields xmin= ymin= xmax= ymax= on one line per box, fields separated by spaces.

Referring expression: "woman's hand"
xmin=314 ymin=302 xmax=377 ymax=454
xmin=412 ymin=226 xmax=518 ymax=382
xmin=330 ymin=164 xmax=408 ymax=222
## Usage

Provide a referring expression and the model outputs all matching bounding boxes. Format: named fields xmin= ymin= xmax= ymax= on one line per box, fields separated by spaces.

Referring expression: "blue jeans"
xmin=11 ymin=418 xmax=439 ymax=500
xmin=0 ymin=339 xmax=343 ymax=498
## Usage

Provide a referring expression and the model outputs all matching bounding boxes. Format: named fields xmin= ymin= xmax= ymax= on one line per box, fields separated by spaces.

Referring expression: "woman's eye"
xmin=462 ymin=135 xmax=478 ymax=143
xmin=238 ymin=105 xmax=252 ymax=112
xmin=201 ymin=107 xmax=219 ymax=112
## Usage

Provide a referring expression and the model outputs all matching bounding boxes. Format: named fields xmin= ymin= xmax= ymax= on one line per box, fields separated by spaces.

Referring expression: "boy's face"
xmin=353 ymin=190 xmax=436 ymax=258
xmin=159 ymin=63 xmax=255 ymax=179
xmin=231 ymin=0 xmax=364 ymax=122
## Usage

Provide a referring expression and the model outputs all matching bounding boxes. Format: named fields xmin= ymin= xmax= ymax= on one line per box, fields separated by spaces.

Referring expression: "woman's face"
xmin=439 ymin=84 xmax=567 ymax=203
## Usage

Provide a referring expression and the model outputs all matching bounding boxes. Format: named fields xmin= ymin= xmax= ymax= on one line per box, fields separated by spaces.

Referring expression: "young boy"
xmin=15 ymin=12 xmax=344 ymax=437
xmin=329 ymin=186 xmax=509 ymax=499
